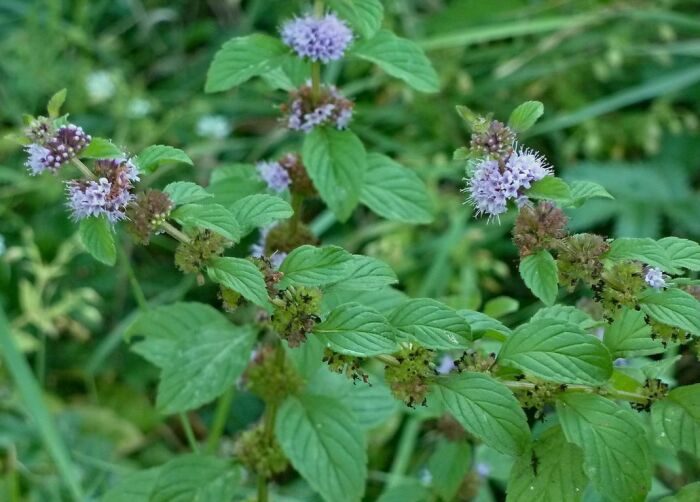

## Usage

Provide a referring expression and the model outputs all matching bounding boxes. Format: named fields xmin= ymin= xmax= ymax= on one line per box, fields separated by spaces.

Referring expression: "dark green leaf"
xmin=332 ymin=254 xmax=398 ymax=290
xmin=206 ymin=257 xmax=271 ymax=309
xmin=389 ymin=298 xmax=471 ymax=349
xmin=603 ymin=307 xmax=663 ymax=357
xmin=172 ymin=203 xmax=241 ymax=242
xmin=78 ymin=216 xmax=116 ymax=266
xmin=229 ymin=194 xmax=292 ymax=236
xmin=652 ymin=384 xmax=700 ymax=457
xmin=427 ymin=439 xmax=472 ymax=501
xmin=328 ymin=0 xmax=383 ymax=38
xmin=279 ymin=245 xmax=353 ymax=287
xmin=605 ymin=237 xmax=677 ymax=273
xmin=519 ymin=251 xmax=558 ymax=305
xmin=640 ymin=288 xmax=700 ymax=336
xmin=314 ymin=302 xmax=396 ymax=356
xmin=135 ymin=145 xmax=193 ymax=174
xmin=163 ymin=181 xmax=213 ymax=206
xmin=150 ymin=454 xmax=241 ymax=502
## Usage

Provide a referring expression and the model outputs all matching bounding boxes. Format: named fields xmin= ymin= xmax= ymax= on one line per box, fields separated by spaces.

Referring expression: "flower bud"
xmin=385 ymin=346 xmax=435 ymax=407
xmin=512 ymin=201 xmax=568 ymax=257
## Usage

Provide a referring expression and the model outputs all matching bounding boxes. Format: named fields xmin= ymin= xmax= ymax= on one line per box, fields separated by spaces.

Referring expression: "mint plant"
xmin=7 ymin=2 xmax=700 ymax=502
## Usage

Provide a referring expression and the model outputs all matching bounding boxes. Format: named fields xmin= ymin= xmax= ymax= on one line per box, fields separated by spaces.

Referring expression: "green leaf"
xmin=658 ymin=237 xmax=700 ymax=271
xmin=531 ymin=305 xmax=600 ymax=330
xmin=506 ymin=426 xmax=586 ymax=502
xmin=163 ymin=181 xmax=213 ymax=206
xmin=47 ymin=88 xmax=67 ymax=118
xmin=388 ymin=298 xmax=471 ymax=349
xmin=652 ymin=384 xmax=700 ymax=457
xmin=279 ymin=245 xmax=353 ymax=287
xmin=457 ymin=310 xmax=512 ymax=339
xmin=171 ymin=203 xmax=241 ymax=242
xmin=332 ymin=254 xmax=398 ymax=290
xmin=314 ymin=302 xmax=396 ymax=357
xmin=499 ymin=319 xmax=612 ymax=385
xmin=360 ymin=153 xmax=433 ymax=224
xmin=327 ymin=0 xmax=383 ymax=38
xmin=150 ymin=454 xmax=241 ymax=502
xmin=102 ymin=467 xmax=161 ymax=502
xmin=508 ymin=101 xmax=544 ymax=132
xmin=483 ymin=296 xmax=519 ymax=318
xmin=640 ymin=288 xmax=700 ymax=336
xmin=206 ymin=257 xmax=271 ymax=309
xmin=302 ymin=128 xmax=366 ymax=222
xmin=519 ymin=251 xmax=558 ymax=305
xmin=205 ymin=34 xmax=288 ymax=93
xmin=351 ymin=30 xmax=439 ymax=93
xmin=430 ymin=372 xmax=530 ymax=456
xmin=526 ymin=176 xmax=572 ymax=203
xmin=557 ymin=394 xmax=652 ymax=502
xmin=603 ymin=307 xmax=664 ymax=357
xmin=229 ymin=194 xmax=292 ymax=236
xmin=275 ymin=395 xmax=367 ymax=502
xmin=80 ymin=137 xmax=123 ymax=159
xmin=660 ymin=482 xmax=700 ymax=502
xmin=376 ymin=481 xmax=432 ymax=502
xmin=567 ymin=180 xmax=614 ymax=207
xmin=135 ymin=145 xmax=193 ymax=174
xmin=78 ymin=216 xmax=116 ymax=266
xmin=605 ymin=237 xmax=677 ymax=273
xmin=427 ymin=439 xmax=472 ymax=501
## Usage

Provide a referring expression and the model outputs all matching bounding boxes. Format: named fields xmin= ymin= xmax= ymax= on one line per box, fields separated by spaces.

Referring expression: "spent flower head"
xmin=281 ymin=13 xmax=353 ymax=63
xmin=281 ymin=83 xmax=354 ymax=133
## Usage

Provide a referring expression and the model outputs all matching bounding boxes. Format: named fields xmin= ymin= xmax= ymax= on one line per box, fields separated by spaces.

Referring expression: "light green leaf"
xmin=351 ymin=30 xmax=439 ymax=93
xmin=150 ymin=454 xmax=241 ymax=502
xmin=640 ymin=288 xmax=700 ymax=336
xmin=457 ymin=310 xmax=512 ymax=339
xmin=360 ymin=153 xmax=433 ymax=224
xmin=603 ymin=307 xmax=664 ymax=357
xmin=427 ymin=439 xmax=472 ymax=501
xmin=279 ymin=245 xmax=353 ymax=287
xmin=135 ymin=145 xmax=193 ymax=174
xmin=328 ymin=0 xmax=383 ymax=38
xmin=314 ymin=302 xmax=396 ymax=357
xmin=332 ymin=254 xmax=398 ymax=290
xmin=526 ymin=176 xmax=572 ymax=203
xmin=376 ymin=481 xmax=431 ymax=502
xmin=205 ymin=34 xmax=288 ymax=92
xmin=102 ymin=467 xmax=161 ymax=502
xmin=163 ymin=181 xmax=213 ymax=206
xmin=531 ymin=305 xmax=600 ymax=330
xmin=302 ymin=128 xmax=366 ymax=222
xmin=606 ymin=237 xmax=677 ymax=273
xmin=430 ymin=372 xmax=530 ymax=456
xmin=206 ymin=257 xmax=271 ymax=309
xmin=519 ymin=250 xmax=558 ymax=305
xmin=275 ymin=395 xmax=367 ymax=502
xmin=47 ymin=88 xmax=67 ymax=118
xmin=652 ymin=384 xmax=700 ymax=457
xmin=81 ymin=137 xmax=123 ymax=159
xmin=229 ymin=194 xmax=292 ymax=236
xmin=660 ymin=482 xmax=700 ymax=502
xmin=171 ymin=203 xmax=241 ymax=242
xmin=557 ymin=394 xmax=652 ymax=502
xmin=508 ymin=101 xmax=544 ymax=132
xmin=483 ymin=296 xmax=519 ymax=318
xmin=499 ymin=319 xmax=612 ymax=385
xmin=658 ymin=237 xmax=700 ymax=271
xmin=506 ymin=426 xmax=586 ymax=502
xmin=389 ymin=298 xmax=471 ymax=349
xmin=78 ymin=216 xmax=116 ymax=266
xmin=567 ymin=180 xmax=614 ymax=207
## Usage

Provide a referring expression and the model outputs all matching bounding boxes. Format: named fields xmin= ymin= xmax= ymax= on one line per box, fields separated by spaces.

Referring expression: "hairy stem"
xmin=71 ymin=158 xmax=96 ymax=180
xmin=161 ymin=221 xmax=191 ymax=244
xmin=206 ymin=387 xmax=235 ymax=454
xmin=179 ymin=413 xmax=200 ymax=453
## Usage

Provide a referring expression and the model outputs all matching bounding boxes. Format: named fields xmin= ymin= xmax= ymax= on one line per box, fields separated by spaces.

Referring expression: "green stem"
xmin=257 ymin=347 xmax=286 ymax=502
xmin=290 ymin=193 xmax=304 ymax=235
xmin=70 ymin=158 xmax=96 ymax=180
xmin=179 ymin=413 xmax=200 ymax=453
xmin=36 ymin=331 xmax=46 ymax=386
xmin=311 ymin=62 xmax=322 ymax=105
xmin=206 ymin=387 xmax=235 ymax=454
xmin=314 ymin=0 xmax=324 ymax=16
xmin=119 ymin=244 xmax=148 ymax=311
xmin=161 ymin=221 xmax=191 ymax=244
xmin=376 ymin=354 xmax=400 ymax=367
xmin=501 ymin=380 xmax=649 ymax=403
xmin=385 ymin=416 xmax=423 ymax=489
xmin=257 ymin=476 xmax=268 ymax=502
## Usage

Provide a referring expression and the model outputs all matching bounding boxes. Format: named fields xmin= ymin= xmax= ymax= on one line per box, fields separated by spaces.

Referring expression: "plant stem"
xmin=385 ymin=416 xmax=422 ymax=490
xmin=290 ymin=193 xmax=304 ymax=235
xmin=161 ymin=221 xmax=191 ymax=244
xmin=257 ymin=347 xmax=286 ymax=502
xmin=314 ymin=0 xmax=324 ymax=16
xmin=71 ymin=158 xmax=96 ymax=180
xmin=179 ymin=413 xmax=200 ymax=453
xmin=501 ymin=380 xmax=649 ymax=403
xmin=376 ymin=354 xmax=400 ymax=367
xmin=311 ymin=61 xmax=322 ymax=105
xmin=206 ymin=387 xmax=235 ymax=454
xmin=119 ymin=244 xmax=148 ymax=311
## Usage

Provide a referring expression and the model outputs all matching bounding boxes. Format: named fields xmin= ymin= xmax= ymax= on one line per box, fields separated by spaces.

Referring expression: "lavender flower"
xmin=282 ymin=83 xmax=354 ymax=133
xmin=644 ymin=267 xmax=666 ymax=289
xmin=250 ymin=226 xmax=287 ymax=270
xmin=437 ymin=355 xmax=455 ymax=375
xmin=476 ymin=462 xmax=491 ymax=478
xmin=281 ymin=13 xmax=353 ymax=63
xmin=256 ymin=161 xmax=291 ymax=193
xmin=24 ymin=124 xmax=91 ymax=175
xmin=505 ymin=148 xmax=552 ymax=190
xmin=24 ymin=144 xmax=53 ymax=175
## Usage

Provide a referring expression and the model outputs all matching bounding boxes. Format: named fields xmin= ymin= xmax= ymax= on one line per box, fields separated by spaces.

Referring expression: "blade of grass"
xmin=0 ymin=307 xmax=84 ymax=501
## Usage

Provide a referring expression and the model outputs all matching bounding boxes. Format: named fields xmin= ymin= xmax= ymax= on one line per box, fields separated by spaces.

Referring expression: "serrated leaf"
xmin=135 ymin=145 xmax=192 ymax=174
xmin=531 ymin=305 xmax=600 ymax=330
xmin=652 ymin=384 xmax=700 ymax=457
xmin=526 ymin=176 xmax=572 ymax=203
xmin=499 ymin=319 xmax=612 ymax=385
xmin=279 ymin=245 xmax=353 ymax=287
xmin=457 ymin=310 xmax=512 ymax=339
xmin=78 ymin=216 xmax=116 ymax=266
xmin=47 ymin=88 xmax=67 ymax=118
xmin=150 ymin=455 xmax=241 ymax=502
xmin=427 ymin=439 xmax=472 ymax=501
xmin=508 ymin=101 xmax=544 ymax=132
xmin=205 ymin=34 xmax=288 ymax=93
xmin=519 ymin=250 xmax=558 ymax=305
xmin=658 ymin=237 xmax=700 ymax=271
xmin=163 ymin=181 xmax=213 ymax=206
xmin=639 ymin=288 xmax=700 ymax=336
xmin=557 ymin=394 xmax=652 ymax=502
xmin=603 ymin=307 xmax=664 ymax=357
xmin=506 ymin=426 xmax=586 ymax=502
xmin=206 ymin=257 xmax=271 ymax=309
xmin=81 ymin=137 xmax=123 ymax=159
xmin=331 ymin=254 xmax=397 ymax=290
xmin=360 ymin=153 xmax=433 ymax=224
xmin=302 ymin=128 xmax=366 ymax=222
xmin=605 ymin=237 xmax=677 ymax=273
xmin=275 ymin=395 xmax=367 ymax=502
xmin=328 ymin=0 xmax=383 ymax=38
xmin=314 ymin=302 xmax=396 ymax=356
xmin=171 ymin=203 xmax=241 ymax=242
xmin=388 ymin=298 xmax=471 ymax=349
xmin=453 ymin=146 xmax=471 ymax=160
xmin=431 ymin=373 xmax=530 ymax=456
xmin=229 ymin=194 xmax=292 ymax=236
xmin=568 ymin=180 xmax=614 ymax=207
xmin=351 ymin=30 xmax=439 ymax=93
xmin=207 ymin=164 xmax=266 ymax=205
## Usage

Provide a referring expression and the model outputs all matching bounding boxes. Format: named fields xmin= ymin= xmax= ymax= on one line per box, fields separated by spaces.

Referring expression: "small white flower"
xmin=196 ymin=115 xmax=231 ymax=139
xmin=127 ymin=98 xmax=151 ymax=118
xmin=85 ymin=71 xmax=116 ymax=103
xmin=644 ymin=267 xmax=666 ymax=289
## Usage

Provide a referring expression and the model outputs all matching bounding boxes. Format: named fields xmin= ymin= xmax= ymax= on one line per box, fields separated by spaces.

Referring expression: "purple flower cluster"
xmin=282 ymin=83 xmax=354 ymax=133
xmin=25 ymin=124 xmax=91 ymax=175
xmin=250 ymin=226 xmax=287 ymax=269
xmin=466 ymin=148 xmax=552 ymax=218
xmin=644 ymin=267 xmax=666 ymax=289
xmin=256 ymin=161 xmax=291 ymax=193
xmin=281 ymin=13 xmax=353 ymax=63
xmin=66 ymin=158 xmax=139 ymax=223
